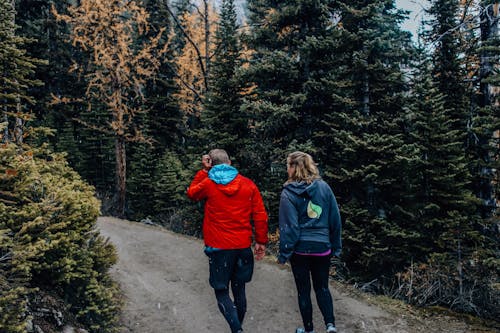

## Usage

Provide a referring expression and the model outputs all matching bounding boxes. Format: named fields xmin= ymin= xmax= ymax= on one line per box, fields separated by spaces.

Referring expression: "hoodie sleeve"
xmin=186 ymin=169 xmax=209 ymax=201
xmin=277 ymin=190 xmax=300 ymax=263
xmin=328 ymin=189 xmax=342 ymax=257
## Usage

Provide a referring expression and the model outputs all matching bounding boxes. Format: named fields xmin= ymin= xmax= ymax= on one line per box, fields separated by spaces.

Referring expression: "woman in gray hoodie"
xmin=278 ymin=151 xmax=342 ymax=333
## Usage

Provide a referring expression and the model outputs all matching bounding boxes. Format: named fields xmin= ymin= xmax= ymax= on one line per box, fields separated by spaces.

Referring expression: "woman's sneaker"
xmin=296 ymin=328 xmax=315 ymax=333
xmin=326 ymin=323 xmax=337 ymax=333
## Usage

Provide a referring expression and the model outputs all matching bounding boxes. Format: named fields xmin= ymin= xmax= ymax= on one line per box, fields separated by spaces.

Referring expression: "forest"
xmin=1 ymin=0 xmax=499 ymax=332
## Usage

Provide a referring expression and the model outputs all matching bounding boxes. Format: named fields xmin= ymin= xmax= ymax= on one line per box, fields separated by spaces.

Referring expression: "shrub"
xmin=392 ymin=253 xmax=500 ymax=320
xmin=0 ymin=143 xmax=121 ymax=333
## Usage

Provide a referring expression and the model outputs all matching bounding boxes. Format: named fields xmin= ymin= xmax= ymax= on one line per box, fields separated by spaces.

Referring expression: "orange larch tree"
xmin=52 ymin=0 xmax=167 ymax=216
xmin=168 ymin=0 xmax=218 ymax=115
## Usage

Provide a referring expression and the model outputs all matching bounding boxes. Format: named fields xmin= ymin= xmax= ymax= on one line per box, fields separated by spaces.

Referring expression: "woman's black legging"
xmin=214 ymin=278 xmax=246 ymax=333
xmin=290 ymin=254 xmax=335 ymax=332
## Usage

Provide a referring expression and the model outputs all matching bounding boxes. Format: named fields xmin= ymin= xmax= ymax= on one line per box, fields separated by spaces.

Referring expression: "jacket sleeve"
xmin=186 ymin=170 xmax=209 ymax=201
xmin=277 ymin=190 xmax=300 ymax=263
xmin=328 ymin=190 xmax=342 ymax=257
xmin=251 ymin=184 xmax=269 ymax=245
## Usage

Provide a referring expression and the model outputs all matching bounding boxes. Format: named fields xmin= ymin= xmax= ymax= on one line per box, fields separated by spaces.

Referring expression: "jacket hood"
xmin=285 ymin=180 xmax=320 ymax=198
xmin=209 ymin=164 xmax=240 ymax=196
xmin=209 ymin=164 xmax=238 ymax=184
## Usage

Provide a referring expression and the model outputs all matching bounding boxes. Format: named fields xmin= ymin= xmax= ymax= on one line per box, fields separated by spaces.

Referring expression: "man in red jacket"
xmin=187 ymin=149 xmax=268 ymax=333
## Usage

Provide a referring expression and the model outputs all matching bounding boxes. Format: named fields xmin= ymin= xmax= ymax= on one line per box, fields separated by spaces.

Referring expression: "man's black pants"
xmin=207 ymin=247 xmax=254 ymax=333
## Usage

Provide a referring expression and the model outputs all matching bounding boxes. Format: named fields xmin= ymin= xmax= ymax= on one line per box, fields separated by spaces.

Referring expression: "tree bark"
xmin=204 ymin=0 xmax=210 ymax=92
xmin=115 ymin=135 xmax=127 ymax=217
xmin=362 ymin=71 xmax=370 ymax=116
xmin=477 ymin=2 xmax=498 ymax=217
xmin=479 ymin=3 xmax=498 ymax=108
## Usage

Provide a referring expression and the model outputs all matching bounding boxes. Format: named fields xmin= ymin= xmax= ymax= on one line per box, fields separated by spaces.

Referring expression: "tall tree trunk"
xmin=14 ymin=116 xmax=22 ymax=144
xmin=479 ymin=3 xmax=498 ymax=107
xmin=115 ymin=135 xmax=126 ymax=217
xmin=204 ymin=0 xmax=210 ymax=92
xmin=8 ymin=0 xmax=23 ymax=145
xmin=2 ymin=114 xmax=9 ymax=143
xmin=477 ymin=2 xmax=498 ymax=217
xmin=362 ymin=71 xmax=370 ymax=116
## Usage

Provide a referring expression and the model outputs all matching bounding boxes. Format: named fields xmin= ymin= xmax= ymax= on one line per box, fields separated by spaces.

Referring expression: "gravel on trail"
xmin=97 ymin=216 xmax=487 ymax=333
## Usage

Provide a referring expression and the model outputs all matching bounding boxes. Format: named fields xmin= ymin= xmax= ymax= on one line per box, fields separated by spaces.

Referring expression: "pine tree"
xmin=127 ymin=139 xmax=157 ymax=220
xmin=0 ymin=143 xmax=121 ymax=332
xmin=197 ymin=0 xmax=249 ymax=166
xmin=170 ymin=0 xmax=218 ymax=115
xmin=244 ymin=0 xmax=343 ymax=227
xmin=426 ymin=0 xmax=470 ymax=134
xmin=53 ymin=0 xmax=167 ymax=216
xmin=410 ymin=56 xmax=479 ymax=256
xmin=304 ymin=0 xmax=416 ymax=278
xmin=0 ymin=0 xmax=44 ymax=144
xmin=467 ymin=1 xmax=499 ymax=217
xmin=140 ymin=0 xmax=184 ymax=151
xmin=14 ymin=0 xmax=119 ymax=196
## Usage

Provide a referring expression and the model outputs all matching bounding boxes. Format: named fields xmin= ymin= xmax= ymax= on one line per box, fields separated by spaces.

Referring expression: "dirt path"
xmin=97 ymin=217 xmax=492 ymax=333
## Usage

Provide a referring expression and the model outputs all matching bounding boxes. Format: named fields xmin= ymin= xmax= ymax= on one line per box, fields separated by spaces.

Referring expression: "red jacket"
xmin=187 ymin=169 xmax=268 ymax=249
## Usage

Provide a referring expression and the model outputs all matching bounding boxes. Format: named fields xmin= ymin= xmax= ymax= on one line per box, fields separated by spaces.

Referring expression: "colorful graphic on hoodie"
xmin=307 ymin=201 xmax=322 ymax=219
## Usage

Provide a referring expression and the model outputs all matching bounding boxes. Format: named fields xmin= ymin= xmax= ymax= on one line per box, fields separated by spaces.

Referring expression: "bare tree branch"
xmin=433 ymin=3 xmax=498 ymax=44
xmin=164 ymin=3 xmax=207 ymax=89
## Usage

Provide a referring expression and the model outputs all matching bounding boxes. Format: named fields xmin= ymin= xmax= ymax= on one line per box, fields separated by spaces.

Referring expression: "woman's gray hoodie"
xmin=277 ymin=179 xmax=342 ymax=264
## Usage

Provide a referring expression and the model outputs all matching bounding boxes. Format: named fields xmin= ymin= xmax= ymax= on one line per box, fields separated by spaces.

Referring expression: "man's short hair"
xmin=209 ymin=149 xmax=230 ymax=165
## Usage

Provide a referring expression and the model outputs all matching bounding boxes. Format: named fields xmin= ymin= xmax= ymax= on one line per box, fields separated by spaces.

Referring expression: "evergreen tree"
xmin=426 ymin=0 xmax=470 ymax=134
xmin=0 ymin=0 xmax=44 ymax=143
xmin=14 ymin=0 xmax=82 ymax=120
xmin=14 ymin=0 xmax=118 ymax=195
xmin=402 ymin=53 xmax=496 ymax=316
xmin=127 ymin=139 xmax=157 ymax=220
xmin=152 ymin=150 xmax=201 ymax=235
xmin=141 ymin=0 xmax=184 ymax=151
xmin=244 ymin=0 xmax=341 ymax=227
xmin=53 ymin=0 xmax=167 ymax=216
xmin=410 ymin=56 xmax=479 ymax=257
xmin=51 ymin=109 xmax=116 ymax=198
xmin=467 ymin=0 xmax=499 ymax=217
xmin=198 ymin=0 xmax=249 ymax=167
xmin=153 ymin=150 xmax=191 ymax=215
xmin=0 ymin=143 xmax=121 ymax=333
xmin=311 ymin=0 xmax=416 ymax=278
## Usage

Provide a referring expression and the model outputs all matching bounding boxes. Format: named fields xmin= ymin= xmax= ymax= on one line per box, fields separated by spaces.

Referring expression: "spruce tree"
xmin=312 ymin=0 xmax=416 ymax=278
xmin=403 ymin=53 xmax=497 ymax=315
xmin=467 ymin=0 xmax=499 ymax=217
xmin=141 ymin=0 xmax=184 ymax=151
xmin=0 ymin=143 xmax=121 ymax=333
xmin=426 ymin=0 xmax=469 ymax=134
xmin=127 ymin=138 xmax=156 ymax=220
xmin=244 ymin=0 xmax=341 ymax=227
xmin=152 ymin=150 xmax=200 ymax=234
xmin=53 ymin=0 xmax=167 ymax=216
xmin=14 ymin=0 xmax=81 ymax=121
xmin=0 ymin=0 xmax=44 ymax=143
xmin=410 ymin=56 xmax=479 ymax=256
xmin=199 ymin=0 xmax=249 ymax=167
xmin=15 ymin=0 xmax=119 ymax=196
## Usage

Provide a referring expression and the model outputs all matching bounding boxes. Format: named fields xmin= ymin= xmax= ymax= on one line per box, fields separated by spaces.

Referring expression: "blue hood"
xmin=208 ymin=164 xmax=238 ymax=185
